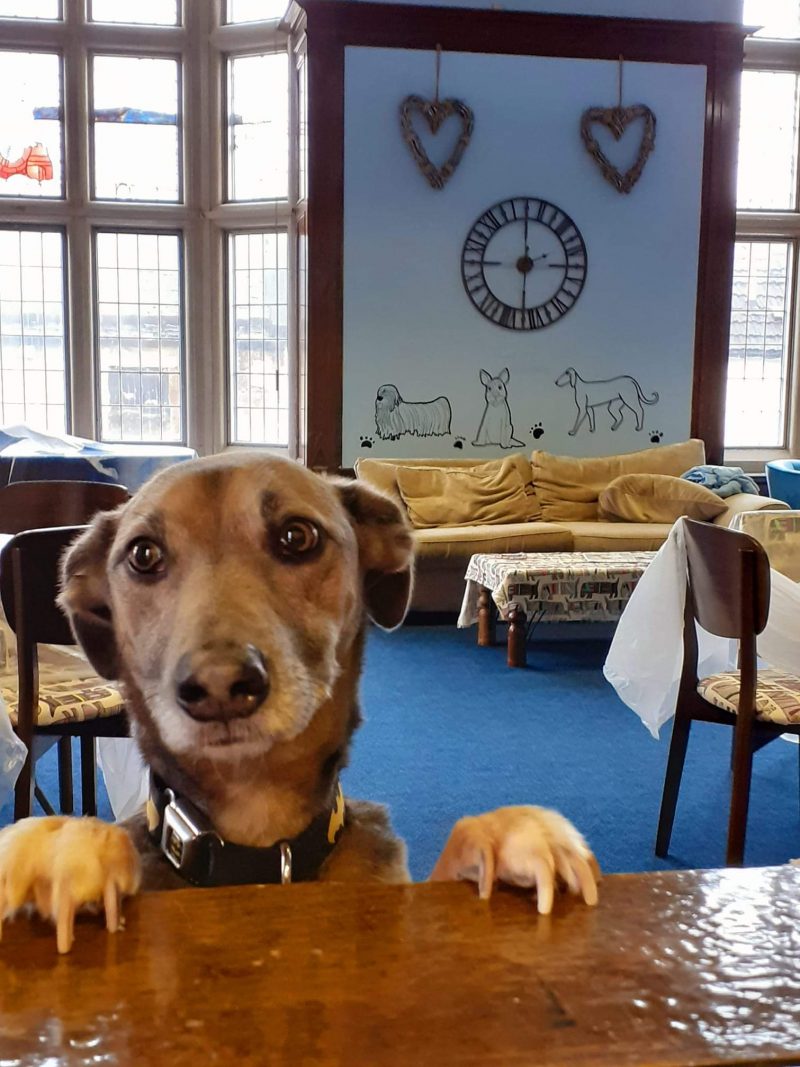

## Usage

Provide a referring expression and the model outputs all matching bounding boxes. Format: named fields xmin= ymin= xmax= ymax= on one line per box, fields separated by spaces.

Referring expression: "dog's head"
xmin=555 ymin=368 xmax=576 ymax=388
xmin=479 ymin=368 xmax=509 ymax=404
xmin=59 ymin=454 xmax=414 ymax=766
xmin=375 ymin=385 xmax=400 ymax=413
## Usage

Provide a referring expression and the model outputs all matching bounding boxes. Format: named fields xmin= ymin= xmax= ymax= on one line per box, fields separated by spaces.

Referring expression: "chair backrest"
xmin=683 ymin=517 xmax=771 ymax=639
xmin=0 ymin=480 xmax=129 ymax=534
xmin=0 ymin=526 xmax=88 ymax=646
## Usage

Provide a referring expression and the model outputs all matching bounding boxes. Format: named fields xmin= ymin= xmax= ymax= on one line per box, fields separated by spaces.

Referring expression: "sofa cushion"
xmin=598 ymin=473 xmax=727 ymax=523
xmin=413 ymin=521 xmax=573 ymax=560
xmin=531 ymin=439 xmax=706 ymax=521
xmin=565 ymin=520 xmax=673 ymax=552
xmin=355 ymin=454 xmax=540 ymax=517
xmin=396 ymin=460 xmax=535 ymax=529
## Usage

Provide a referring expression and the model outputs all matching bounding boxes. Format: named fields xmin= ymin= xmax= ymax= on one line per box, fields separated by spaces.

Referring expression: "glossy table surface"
xmin=1 ymin=865 xmax=799 ymax=1066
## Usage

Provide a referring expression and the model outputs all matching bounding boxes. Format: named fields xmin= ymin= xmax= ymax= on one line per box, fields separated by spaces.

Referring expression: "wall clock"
xmin=461 ymin=197 xmax=588 ymax=330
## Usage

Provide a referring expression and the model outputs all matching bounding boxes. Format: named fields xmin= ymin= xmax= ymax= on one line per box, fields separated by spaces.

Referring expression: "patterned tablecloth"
xmin=458 ymin=551 xmax=657 ymax=627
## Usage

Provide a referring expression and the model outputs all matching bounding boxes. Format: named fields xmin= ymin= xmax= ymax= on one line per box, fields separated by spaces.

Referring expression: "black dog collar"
xmin=147 ymin=774 xmax=345 ymax=887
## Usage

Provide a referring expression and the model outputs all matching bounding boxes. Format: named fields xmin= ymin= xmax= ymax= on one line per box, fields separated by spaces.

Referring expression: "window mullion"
xmin=184 ymin=0 xmax=223 ymax=456
xmin=64 ymin=9 xmax=96 ymax=438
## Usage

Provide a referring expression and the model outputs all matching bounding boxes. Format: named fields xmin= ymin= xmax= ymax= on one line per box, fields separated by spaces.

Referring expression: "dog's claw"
xmin=0 ymin=816 xmax=141 ymax=953
xmin=429 ymin=805 xmax=600 ymax=913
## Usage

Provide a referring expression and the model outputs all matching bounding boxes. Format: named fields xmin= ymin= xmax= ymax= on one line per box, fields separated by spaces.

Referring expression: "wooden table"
xmin=2 ymin=865 xmax=799 ymax=1065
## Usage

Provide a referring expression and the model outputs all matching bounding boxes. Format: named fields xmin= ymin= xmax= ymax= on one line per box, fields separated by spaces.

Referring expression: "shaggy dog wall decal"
xmin=555 ymin=366 xmax=659 ymax=436
xmin=374 ymin=384 xmax=453 ymax=440
xmin=472 ymin=368 xmax=524 ymax=449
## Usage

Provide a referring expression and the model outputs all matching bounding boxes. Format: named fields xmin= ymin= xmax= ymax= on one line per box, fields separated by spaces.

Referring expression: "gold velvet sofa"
xmin=355 ymin=440 xmax=788 ymax=613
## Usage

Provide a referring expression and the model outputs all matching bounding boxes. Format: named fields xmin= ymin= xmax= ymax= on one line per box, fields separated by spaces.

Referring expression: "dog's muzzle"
xmin=174 ymin=643 xmax=269 ymax=722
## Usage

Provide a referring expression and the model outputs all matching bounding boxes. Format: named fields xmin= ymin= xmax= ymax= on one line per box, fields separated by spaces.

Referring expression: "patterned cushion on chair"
xmin=0 ymin=639 xmax=123 ymax=728
xmin=697 ymin=669 xmax=800 ymax=726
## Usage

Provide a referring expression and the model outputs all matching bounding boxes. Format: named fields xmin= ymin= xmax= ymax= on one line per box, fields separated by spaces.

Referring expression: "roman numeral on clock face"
xmin=479 ymin=292 xmax=501 ymax=319
xmin=549 ymin=294 xmax=570 ymax=317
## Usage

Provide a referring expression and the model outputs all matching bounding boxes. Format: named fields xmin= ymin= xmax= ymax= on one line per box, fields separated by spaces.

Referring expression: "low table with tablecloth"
xmin=459 ymin=551 xmax=655 ymax=668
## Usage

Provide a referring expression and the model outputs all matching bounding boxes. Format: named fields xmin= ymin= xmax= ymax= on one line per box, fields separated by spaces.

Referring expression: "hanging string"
xmin=434 ymin=44 xmax=442 ymax=105
xmin=617 ymin=54 xmax=624 ymax=109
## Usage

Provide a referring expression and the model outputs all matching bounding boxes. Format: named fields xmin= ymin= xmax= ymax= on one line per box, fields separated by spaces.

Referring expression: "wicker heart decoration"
xmin=400 ymin=95 xmax=474 ymax=190
xmin=580 ymin=104 xmax=657 ymax=194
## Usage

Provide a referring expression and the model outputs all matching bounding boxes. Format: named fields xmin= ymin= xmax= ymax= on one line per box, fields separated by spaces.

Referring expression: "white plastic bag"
xmin=0 ymin=699 xmax=26 ymax=804
xmin=603 ymin=520 xmax=732 ymax=738
xmin=758 ymin=569 xmax=800 ymax=676
xmin=97 ymin=738 xmax=148 ymax=822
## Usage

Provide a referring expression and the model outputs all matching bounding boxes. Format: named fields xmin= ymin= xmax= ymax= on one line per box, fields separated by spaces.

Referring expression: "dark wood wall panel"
xmin=293 ymin=0 xmax=745 ymax=468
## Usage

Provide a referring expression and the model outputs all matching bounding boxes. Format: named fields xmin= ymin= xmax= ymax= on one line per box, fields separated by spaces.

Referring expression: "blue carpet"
xmin=4 ymin=625 xmax=799 ymax=881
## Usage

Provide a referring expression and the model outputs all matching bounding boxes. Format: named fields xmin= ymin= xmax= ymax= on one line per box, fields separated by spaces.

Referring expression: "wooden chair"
xmin=0 ymin=480 xmax=128 ymax=534
xmin=0 ymin=481 xmax=129 ymax=821
xmin=656 ymin=517 xmax=800 ymax=866
xmin=0 ymin=525 xmax=129 ymax=821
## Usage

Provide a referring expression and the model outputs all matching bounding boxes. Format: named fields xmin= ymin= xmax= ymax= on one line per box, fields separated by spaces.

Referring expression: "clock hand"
xmin=547 ymin=263 xmax=567 ymax=269
xmin=524 ymin=202 xmax=529 ymax=255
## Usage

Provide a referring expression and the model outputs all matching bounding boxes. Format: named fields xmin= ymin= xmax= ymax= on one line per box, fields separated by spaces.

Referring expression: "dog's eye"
xmin=127 ymin=538 xmax=165 ymax=576
xmin=274 ymin=518 xmax=321 ymax=561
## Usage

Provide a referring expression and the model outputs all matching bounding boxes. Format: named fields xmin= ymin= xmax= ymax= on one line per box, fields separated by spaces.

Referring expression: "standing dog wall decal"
xmin=473 ymin=368 xmax=525 ymax=449
xmin=555 ymin=367 xmax=659 ymax=436
xmin=374 ymin=384 xmax=453 ymax=441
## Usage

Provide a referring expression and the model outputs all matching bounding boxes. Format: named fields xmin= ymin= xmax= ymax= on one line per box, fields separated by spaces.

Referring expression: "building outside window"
xmin=0 ymin=0 xmax=297 ymax=455
xmin=728 ymin=0 xmax=800 ymax=465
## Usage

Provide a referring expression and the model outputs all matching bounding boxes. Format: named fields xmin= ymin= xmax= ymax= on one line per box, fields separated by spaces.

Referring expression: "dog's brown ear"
xmin=58 ymin=508 xmax=122 ymax=678
xmin=333 ymin=479 xmax=415 ymax=630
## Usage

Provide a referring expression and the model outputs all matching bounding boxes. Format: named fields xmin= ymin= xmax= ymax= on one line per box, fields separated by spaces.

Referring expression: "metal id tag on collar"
xmin=161 ymin=789 xmax=220 ymax=874
xmin=279 ymin=841 xmax=292 ymax=884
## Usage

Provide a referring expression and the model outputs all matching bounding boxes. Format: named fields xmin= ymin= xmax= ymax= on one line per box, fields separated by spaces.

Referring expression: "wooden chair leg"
xmin=80 ymin=736 xmax=97 ymax=817
xmin=13 ymin=749 xmax=34 ymax=821
xmin=726 ymin=730 xmax=754 ymax=866
xmin=34 ymin=783 xmax=56 ymax=816
xmin=57 ymin=736 xmax=74 ymax=815
xmin=13 ymin=711 xmax=35 ymax=821
xmin=655 ymin=713 xmax=692 ymax=857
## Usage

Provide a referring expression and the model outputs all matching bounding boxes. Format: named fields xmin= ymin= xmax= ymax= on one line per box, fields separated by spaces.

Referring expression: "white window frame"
xmin=727 ymin=34 xmax=800 ymax=470
xmin=0 ymin=0 xmax=299 ymax=457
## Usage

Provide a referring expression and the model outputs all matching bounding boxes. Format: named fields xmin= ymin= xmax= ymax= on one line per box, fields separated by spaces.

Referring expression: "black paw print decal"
xmin=649 ymin=430 xmax=663 ymax=444
xmin=530 ymin=423 xmax=544 ymax=440
xmin=360 ymin=435 xmax=374 ymax=449
xmin=453 ymin=436 xmax=465 ymax=450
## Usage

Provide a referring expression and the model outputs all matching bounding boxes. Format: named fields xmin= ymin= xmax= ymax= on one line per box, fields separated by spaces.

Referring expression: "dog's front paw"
xmin=0 ymin=816 xmax=141 ymax=953
xmin=430 ymin=806 xmax=599 ymax=914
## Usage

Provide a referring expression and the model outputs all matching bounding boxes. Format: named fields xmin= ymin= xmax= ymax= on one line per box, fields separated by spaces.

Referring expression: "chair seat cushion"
xmin=0 ymin=641 xmax=124 ymax=727
xmin=697 ymin=669 xmax=800 ymax=726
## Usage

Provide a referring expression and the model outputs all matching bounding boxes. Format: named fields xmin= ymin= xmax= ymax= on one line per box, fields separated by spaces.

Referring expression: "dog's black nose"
xmin=174 ymin=644 xmax=269 ymax=722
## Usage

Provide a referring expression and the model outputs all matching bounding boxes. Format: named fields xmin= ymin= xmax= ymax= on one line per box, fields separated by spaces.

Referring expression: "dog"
xmin=374 ymin=384 xmax=452 ymax=440
xmin=555 ymin=367 xmax=659 ymax=435
xmin=0 ymin=454 xmax=598 ymax=953
xmin=472 ymin=368 xmax=524 ymax=449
